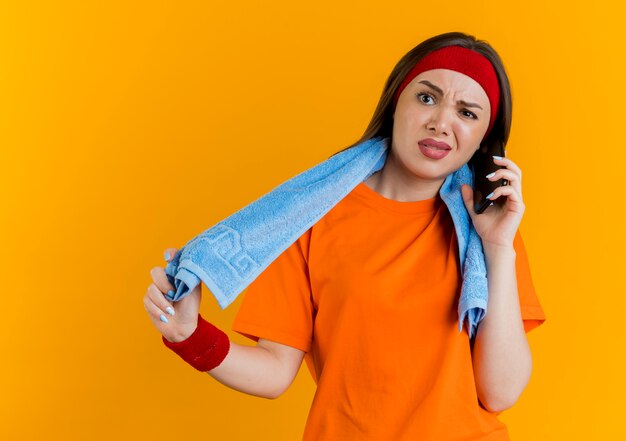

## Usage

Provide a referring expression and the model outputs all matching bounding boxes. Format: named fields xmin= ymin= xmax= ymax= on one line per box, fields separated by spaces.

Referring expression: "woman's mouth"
xmin=418 ymin=139 xmax=451 ymax=160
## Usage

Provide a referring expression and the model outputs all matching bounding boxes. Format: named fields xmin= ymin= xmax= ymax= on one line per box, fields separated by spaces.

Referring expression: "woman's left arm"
xmin=461 ymin=156 xmax=531 ymax=413
xmin=472 ymin=242 xmax=531 ymax=413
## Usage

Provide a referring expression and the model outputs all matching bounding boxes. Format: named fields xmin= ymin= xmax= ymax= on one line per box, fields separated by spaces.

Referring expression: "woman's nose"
xmin=426 ymin=108 xmax=452 ymax=136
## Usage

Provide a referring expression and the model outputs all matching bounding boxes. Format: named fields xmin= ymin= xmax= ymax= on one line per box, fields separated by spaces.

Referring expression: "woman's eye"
xmin=461 ymin=110 xmax=477 ymax=119
xmin=417 ymin=93 xmax=434 ymax=105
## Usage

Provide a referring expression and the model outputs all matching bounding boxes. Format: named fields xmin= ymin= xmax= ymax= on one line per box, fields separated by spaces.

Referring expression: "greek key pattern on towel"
xmin=203 ymin=224 xmax=259 ymax=280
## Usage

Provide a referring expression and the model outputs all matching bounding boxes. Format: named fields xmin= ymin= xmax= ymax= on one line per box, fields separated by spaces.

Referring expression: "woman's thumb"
xmin=164 ymin=248 xmax=179 ymax=263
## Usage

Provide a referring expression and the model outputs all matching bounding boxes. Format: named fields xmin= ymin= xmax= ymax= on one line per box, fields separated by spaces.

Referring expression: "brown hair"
xmin=330 ymin=31 xmax=512 ymax=161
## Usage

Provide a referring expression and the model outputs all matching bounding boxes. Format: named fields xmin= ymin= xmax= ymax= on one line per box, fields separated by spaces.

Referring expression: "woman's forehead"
xmin=410 ymin=69 xmax=489 ymax=102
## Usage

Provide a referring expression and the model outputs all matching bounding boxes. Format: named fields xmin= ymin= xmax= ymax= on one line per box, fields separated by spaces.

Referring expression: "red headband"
xmin=392 ymin=45 xmax=501 ymax=140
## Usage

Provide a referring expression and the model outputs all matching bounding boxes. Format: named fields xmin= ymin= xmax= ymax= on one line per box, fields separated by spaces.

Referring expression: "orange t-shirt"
xmin=232 ymin=181 xmax=547 ymax=441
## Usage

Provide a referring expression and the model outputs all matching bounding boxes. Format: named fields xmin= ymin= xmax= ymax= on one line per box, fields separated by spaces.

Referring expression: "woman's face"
xmin=391 ymin=68 xmax=491 ymax=184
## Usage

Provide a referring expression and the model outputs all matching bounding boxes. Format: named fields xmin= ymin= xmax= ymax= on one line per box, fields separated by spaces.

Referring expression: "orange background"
xmin=1 ymin=1 xmax=624 ymax=439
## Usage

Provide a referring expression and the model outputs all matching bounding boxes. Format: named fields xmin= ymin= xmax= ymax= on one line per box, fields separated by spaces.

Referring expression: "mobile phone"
xmin=470 ymin=140 xmax=508 ymax=214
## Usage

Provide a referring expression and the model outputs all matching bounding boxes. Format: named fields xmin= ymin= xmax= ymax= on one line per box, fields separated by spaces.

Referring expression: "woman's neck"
xmin=363 ymin=151 xmax=444 ymax=202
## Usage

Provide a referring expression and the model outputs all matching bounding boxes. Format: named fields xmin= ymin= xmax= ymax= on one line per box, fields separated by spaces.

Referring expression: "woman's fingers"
xmin=146 ymin=283 xmax=176 ymax=318
xmin=150 ymin=266 xmax=175 ymax=297
xmin=486 ymin=168 xmax=522 ymax=197
xmin=487 ymin=184 xmax=525 ymax=212
xmin=492 ymin=156 xmax=522 ymax=179
xmin=143 ymin=247 xmax=202 ymax=342
xmin=489 ymin=157 xmax=523 ymax=197
xmin=487 ymin=167 xmax=519 ymax=183
xmin=144 ymin=284 xmax=175 ymax=323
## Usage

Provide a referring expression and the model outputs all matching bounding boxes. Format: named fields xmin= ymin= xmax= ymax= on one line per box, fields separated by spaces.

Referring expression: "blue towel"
xmin=165 ymin=136 xmax=488 ymax=338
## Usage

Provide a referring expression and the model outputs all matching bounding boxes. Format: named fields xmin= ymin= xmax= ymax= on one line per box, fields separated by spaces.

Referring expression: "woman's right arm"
xmin=207 ymin=338 xmax=306 ymax=399
xmin=144 ymin=248 xmax=305 ymax=400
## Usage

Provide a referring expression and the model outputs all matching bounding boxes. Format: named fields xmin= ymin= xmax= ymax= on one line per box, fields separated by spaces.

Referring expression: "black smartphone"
xmin=470 ymin=140 xmax=508 ymax=214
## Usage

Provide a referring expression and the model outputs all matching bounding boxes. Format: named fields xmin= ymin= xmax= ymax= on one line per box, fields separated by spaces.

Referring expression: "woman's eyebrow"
xmin=458 ymin=100 xmax=483 ymax=110
xmin=418 ymin=80 xmax=484 ymax=110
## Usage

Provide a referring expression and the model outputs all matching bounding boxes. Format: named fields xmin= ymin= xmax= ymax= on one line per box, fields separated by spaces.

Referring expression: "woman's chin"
xmin=407 ymin=163 xmax=455 ymax=181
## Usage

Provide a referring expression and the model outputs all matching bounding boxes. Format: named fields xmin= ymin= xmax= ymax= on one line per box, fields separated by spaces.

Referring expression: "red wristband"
xmin=162 ymin=313 xmax=230 ymax=372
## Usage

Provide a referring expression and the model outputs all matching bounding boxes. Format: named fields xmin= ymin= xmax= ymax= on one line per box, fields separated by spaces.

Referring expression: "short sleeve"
xmin=513 ymin=230 xmax=547 ymax=333
xmin=232 ymin=228 xmax=314 ymax=352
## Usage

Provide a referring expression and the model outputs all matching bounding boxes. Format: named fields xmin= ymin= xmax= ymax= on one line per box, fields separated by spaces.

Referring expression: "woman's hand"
xmin=461 ymin=156 xmax=525 ymax=249
xmin=143 ymin=247 xmax=202 ymax=343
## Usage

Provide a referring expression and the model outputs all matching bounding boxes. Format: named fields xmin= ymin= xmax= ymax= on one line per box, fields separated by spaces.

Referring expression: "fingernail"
xmin=166 ymin=306 xmax=175 ymax=316
xmin=486 ymin=191 xmax=494 ymax=199
xmin=492 ymin=155 xmax=503 ymax=160
xmin=164 ymin=251 xmax=171 ymax=261
xmin=167 ymin=289 xmax=175 ymax=298
xmin=159 ymin=314 xmax=169 ymax=324
xmin=485 ymin=172 xmax=495 ymax=178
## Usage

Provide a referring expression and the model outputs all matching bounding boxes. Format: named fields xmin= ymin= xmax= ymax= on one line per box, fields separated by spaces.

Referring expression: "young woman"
xmin=144 ymin=31 xmax=546 ymax=440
